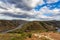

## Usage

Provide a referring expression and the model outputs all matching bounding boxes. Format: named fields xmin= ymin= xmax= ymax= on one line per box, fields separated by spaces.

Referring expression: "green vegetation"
xmin=0 ymin=33 xmax=25 ymax=40
xmin=0 ymin=33 xmax=32 ymax=40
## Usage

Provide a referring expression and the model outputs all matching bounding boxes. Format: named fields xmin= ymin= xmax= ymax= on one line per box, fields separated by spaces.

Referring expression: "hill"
xmin=0 ymin=20 xmax=27 ymax=33
xmin=0 ymin=20 xmax=60 ymax=33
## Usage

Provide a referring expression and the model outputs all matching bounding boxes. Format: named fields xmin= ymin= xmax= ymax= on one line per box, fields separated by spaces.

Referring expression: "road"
xmin=2 ymin=21 xmax=29 ymax=34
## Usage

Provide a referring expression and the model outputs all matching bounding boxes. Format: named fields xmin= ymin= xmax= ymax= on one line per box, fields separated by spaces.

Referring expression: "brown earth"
xmin=25 ymin=32 xmax=60 ymax=40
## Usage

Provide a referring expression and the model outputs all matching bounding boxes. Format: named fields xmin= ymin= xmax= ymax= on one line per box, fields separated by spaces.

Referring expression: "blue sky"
xmin=34 ymin=0 xmax=60 ymax=18
xmin=0 ymin=0 xmax=60 ymax=21
xmin=34 ymin=0 xmax=60 ymax=11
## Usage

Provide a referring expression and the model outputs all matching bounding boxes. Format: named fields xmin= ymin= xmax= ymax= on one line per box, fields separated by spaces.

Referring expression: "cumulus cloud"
xmin=0 ymin=0 xmax=60 ymax=21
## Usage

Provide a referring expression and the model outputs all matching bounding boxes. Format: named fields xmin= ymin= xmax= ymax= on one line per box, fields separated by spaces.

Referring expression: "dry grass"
xmin=0 ymin=33 xmax=25 ymax=40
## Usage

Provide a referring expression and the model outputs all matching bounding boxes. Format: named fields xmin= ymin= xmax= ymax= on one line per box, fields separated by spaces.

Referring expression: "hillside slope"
xmin=0 ymin=20 xmax=60 ymax=33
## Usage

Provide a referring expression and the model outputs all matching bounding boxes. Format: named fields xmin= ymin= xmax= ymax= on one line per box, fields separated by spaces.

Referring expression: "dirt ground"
xmin=25 ymin=32 xmax=60 ymax=40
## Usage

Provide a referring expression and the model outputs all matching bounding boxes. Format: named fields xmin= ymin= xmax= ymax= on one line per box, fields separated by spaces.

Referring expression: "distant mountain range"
xmin=0 ymin=20 xmax=60 ymax=33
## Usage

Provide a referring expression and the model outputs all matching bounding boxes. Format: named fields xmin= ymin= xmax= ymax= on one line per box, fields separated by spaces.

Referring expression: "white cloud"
xmin=23 ymin=0 xmax=45 ymax=8
xmin=23 ymin=0 xmax=40 ymax=8
xmin=0 ymin=0 xmax=60 ymax=21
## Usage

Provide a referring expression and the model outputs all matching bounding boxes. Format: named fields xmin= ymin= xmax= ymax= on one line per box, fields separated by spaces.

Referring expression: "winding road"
xmin=2 ymin=21 xmax=29 ymax=34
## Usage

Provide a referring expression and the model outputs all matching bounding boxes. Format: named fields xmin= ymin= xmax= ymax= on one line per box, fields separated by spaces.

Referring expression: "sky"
xmin=0 ymin=0 xmax=60 ymax=21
